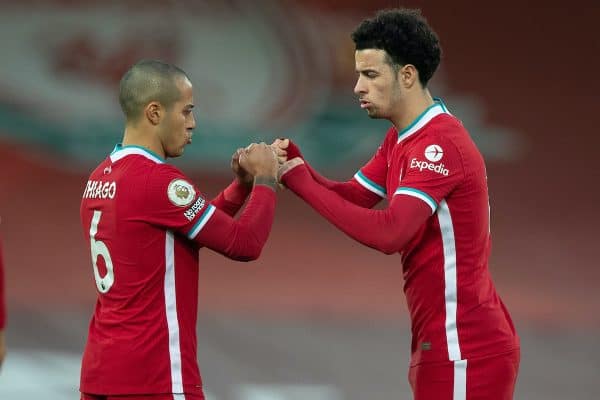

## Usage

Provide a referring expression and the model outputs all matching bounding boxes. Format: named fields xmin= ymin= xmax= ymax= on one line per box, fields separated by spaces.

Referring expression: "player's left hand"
xmin=231 ymin=148 xmax=253 ymax=186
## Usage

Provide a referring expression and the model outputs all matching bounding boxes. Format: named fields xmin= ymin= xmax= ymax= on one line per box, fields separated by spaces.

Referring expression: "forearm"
xmin=283 ymin=141 xmax=379 ymax=208
xmin=304 ymin=162 xmax=381 ymax=208
xmin=282 ymin=165 xmax=430 ymax=254
xmin=210 ymin=179 xmax=251 ymax=217
xmin=197 ymin=184 xmax=276 ymax=261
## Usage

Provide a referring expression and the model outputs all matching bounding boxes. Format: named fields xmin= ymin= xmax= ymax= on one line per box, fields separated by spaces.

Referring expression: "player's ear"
xmin=400 ymin=64 xmax=418 ymax=89
xmin=145 ymin=102 xmax=162 ymax=125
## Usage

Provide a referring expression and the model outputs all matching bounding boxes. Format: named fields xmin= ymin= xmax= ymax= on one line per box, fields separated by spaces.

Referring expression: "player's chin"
xmin=366 ymin=107 xmax=387 ymax=120
xmin=167 ymin=147 xmax=185 ymax=158
xmin=366 ymin=109 xmax=380 ymax=119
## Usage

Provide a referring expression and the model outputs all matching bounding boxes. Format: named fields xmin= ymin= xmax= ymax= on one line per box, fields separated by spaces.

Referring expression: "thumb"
xmin=272 ymin=138 xmax=290 ymax=149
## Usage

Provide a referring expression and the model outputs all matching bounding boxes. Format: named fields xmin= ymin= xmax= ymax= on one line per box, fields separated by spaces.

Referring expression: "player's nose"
xmin=354 ymin=77 xmax=366 ymax=95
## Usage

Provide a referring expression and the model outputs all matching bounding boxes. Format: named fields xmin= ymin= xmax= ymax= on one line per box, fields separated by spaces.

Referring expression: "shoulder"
xmin=87 ymin=157 xmax=113 ymax=179
xmin=146 ymin=163 xmax=198 ymax=207
xmin=421 ymin=115 xmax=477 ymax=156
xmin=403 ymin=118 xmax=469 ymax=178
xmin=148 ymin=163 xmax=188 ymax=181
xmin=420 ymin=116 xmax=488 ymax=180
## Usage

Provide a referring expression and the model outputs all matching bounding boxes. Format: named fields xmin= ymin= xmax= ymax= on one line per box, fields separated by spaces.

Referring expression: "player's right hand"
xmin=239 ymin=142 xmax=278 ymax=179
xmin=231 ymin=148 xmax=254 ymax=187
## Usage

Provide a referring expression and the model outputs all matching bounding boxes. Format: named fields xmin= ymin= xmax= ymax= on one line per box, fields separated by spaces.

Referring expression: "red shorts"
xmin=81 ymin=394 xmax=205 ymax=400
xmin=408 ymin=349 xmax=520 ymax=400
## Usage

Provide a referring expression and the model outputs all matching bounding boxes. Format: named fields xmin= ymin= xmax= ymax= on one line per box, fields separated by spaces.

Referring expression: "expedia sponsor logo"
xmin=83 ymin=180 xmax=117 ymax=199
xmin=424 ymin=144 xmax=444 ymax=162
xmin=409 ymin=158 xmax=449 ymax=176
xmin=184 ymin=196 xmax=206 ymax=221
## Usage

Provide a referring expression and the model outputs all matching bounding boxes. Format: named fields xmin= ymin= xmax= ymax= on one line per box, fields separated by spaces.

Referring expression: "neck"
xmin=391 ymin=88 xmax=435 ymax=131
xmin=122 ymin=124 xmax=165 ymax=159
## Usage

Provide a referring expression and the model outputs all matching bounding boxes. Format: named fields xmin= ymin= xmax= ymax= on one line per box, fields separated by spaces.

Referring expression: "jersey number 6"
xmin=89 ymin=210 xmax=115 ymax=293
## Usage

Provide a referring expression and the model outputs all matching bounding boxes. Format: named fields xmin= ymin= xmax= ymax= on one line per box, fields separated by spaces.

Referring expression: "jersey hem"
xmin=80 ymin=383 xmax=204 ymax=396
xmin=409 ymin=343 xmax=520 ymax=367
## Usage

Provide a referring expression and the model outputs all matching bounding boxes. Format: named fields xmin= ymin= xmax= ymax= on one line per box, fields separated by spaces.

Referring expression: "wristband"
xmin=254 ymin=176 xmax=277 ymax=191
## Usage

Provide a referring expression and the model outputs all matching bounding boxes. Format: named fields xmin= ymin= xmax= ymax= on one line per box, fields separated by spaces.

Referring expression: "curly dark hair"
xmin=351 ymin=9 xmax=441 ymax=87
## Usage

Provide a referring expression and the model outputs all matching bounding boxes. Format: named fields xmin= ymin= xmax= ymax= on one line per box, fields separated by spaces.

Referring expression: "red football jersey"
xmin=356 ymin=100 xmax=519 ymax=365
xmin=80 ymin=145 xmax=275 ymax=396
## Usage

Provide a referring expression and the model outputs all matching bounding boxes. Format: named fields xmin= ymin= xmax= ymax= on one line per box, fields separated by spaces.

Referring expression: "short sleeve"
xmin=394 ymin=138 xmax=464 ymax=214
xmin=144 ymin=164 xmax=216 ymax=240
xmin=353 ymin=128 xmax=395 ymax=198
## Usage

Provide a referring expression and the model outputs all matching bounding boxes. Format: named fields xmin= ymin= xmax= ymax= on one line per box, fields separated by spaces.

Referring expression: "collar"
xmin=397 ymin=98 xmax=450 ymax=144
xmin=109 ymin=144 xmax=165 ymax=164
